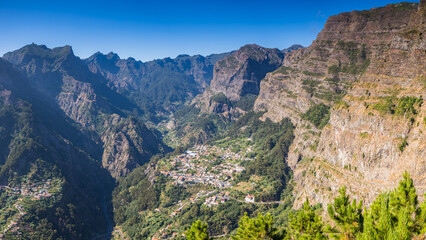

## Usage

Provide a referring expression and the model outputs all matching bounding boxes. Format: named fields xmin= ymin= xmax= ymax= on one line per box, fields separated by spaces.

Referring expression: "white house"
xmin=245 ymin=194 xmax=255 ymax=203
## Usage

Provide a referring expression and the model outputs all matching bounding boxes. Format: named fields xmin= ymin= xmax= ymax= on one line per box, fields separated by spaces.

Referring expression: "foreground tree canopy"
xmin=186 ymin=172 xmax=426 ymax=240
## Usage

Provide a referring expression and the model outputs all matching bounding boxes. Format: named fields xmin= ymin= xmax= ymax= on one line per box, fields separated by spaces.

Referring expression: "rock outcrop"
xmin=194 ymin=44 xmax=302 ymax=114
xmin=3 ymin=44 xmax=169 ymax=178
xmin=252 ymin=2 xmax=425 ymax=208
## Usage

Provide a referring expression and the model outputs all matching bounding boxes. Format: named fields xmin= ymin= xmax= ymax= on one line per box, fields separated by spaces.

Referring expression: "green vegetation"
xmin=401 ymin=29 xmax=421 ymax=39
xmin=303 ymin=70 xmax=323 ymax=77
xmin=390 ymin=2 xmax=417 ymax=11
xmin=287 ymin=199 xmax=326 ymax=239
xmin=0 ymin=101 xmax=111 ymax=239
xmin=302 ymin=103 xmax=331 ymax=129
xmin=360 ymin=171 xmax=421 ymax=239
xmin=211 ymin=93 xmax=258 ymax=112
xmin=234 ymin=94 xmax=258 ymax=111
xmin=372 ymin=96 xmax=423 ymax=116
xmin=328 ymin=65 xmax=341 ymax=75
xmin=327 ymin=186 xmax=363 ymax=239
xmin=302 ymin=79 xmax=321 ymax=94
xmin=232 ymin=213 xmax=280 ymax=240
xmin=186 ymin=172 xmax=426 ymax=240
xmin=398 ymin=138 xmax=408 ymax=152
xmin=185 ymin=220 xmax=210 ymax=240
xmin=211 ymin=93 xmax=231 ymax=105
xmin=113 ymin=111 xmax=296 ymax=239
xmin=394 ymin=96 xmax=423 ymax=115
xmin=334 ymin=100 xmax=350 ymax=110
xmin=225 ymin=112 xmax=295 ymax=201
xmin=337 ymin=41 xmax=360 ymax=63
xmin=171 ymin=104 xmax=231 ymax=146
xmin=360 ymin=132 xmax=369 ymax=138
xmin=327 ymin=60 xmax=370 ymax=75
xmin=315 ymin=90 xmax=345 ymax=102
xmin=124 ymin=68 xmax=203 ymax=122
xmin=274 ymin=66 xmax=293 ymax=75
xmin=327 ymin=41 xmax=370 ymax=75
xmin=417 ymin=75 xmax=426 ymax=88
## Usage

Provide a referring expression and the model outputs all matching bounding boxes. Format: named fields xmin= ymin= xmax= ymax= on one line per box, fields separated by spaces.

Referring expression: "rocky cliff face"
xmin=3 ymin=45 xmax=169 ymax=178
xmin=253 ymin=2 xmax=425 ymax=208
xmin=101 ymin=116 xmax=166 ymax=178
xmin=194 ymin=44 xmax=293 ymax=114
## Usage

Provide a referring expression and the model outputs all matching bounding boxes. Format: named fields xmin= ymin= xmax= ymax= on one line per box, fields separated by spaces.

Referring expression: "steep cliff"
xmin=3 ymin=45 xmax=169 ymax=178
xmin=253 ymin=2 xmax=425 ymax=208
xmin=0 ymin=58 xmax=113 ymax=238
xmin=194 ymin=44 xmax=293 ymax=114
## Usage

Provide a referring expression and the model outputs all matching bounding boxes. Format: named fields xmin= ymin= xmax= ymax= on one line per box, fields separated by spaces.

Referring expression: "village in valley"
xmin=159 ymin=145 xmax=250 ymax=189
xmin=0 ymin=178 xmax=62 ymax=238
xmin=149 ymin=144 xmax=263 ymax=240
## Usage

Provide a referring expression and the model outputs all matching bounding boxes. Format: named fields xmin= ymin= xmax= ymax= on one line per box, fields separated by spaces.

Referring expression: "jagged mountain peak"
xmin=195 ymin=43 xmax=286 ymax=110
xmin=87 ymin=51 xmax=121 ymax=63
xmin=106 ymin=51 xmax=120 ymax=60
xmin=234 ymin=43 xmax=284 ymax=61
xmin=282 ymin=44 xmax=305 ymax=53
xmin=3 ymin=44 xmax=76 ymax=65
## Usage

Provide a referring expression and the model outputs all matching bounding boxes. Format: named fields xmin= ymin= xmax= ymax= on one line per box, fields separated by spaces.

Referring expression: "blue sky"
xmin=0 ymin=0 xmax=419 ymax=61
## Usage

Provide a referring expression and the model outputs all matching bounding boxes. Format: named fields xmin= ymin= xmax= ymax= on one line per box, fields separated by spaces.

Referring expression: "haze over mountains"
xmin=0 ymin=1 xmax=424 ymax=239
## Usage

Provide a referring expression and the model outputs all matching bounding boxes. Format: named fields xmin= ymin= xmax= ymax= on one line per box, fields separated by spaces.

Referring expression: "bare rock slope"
xmin=253 ymin=2 xmax=426 ymax=208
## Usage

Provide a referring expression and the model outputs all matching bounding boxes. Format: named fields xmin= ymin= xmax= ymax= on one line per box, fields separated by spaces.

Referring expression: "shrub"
xmin=211 ymin=93 xmax=230 ymax=105
xmin=302 ymin=103 xmax=331 ymax=128
xmin=398 ymin=138 xmax=408 ymax=152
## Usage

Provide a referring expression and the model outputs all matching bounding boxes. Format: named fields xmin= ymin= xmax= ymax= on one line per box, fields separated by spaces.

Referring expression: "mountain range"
xmin=0 ymin=1 xmax=424 ymax=239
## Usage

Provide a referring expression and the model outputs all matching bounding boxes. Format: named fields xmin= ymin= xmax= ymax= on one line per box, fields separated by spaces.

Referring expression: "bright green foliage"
xmin=418 ymin=194 xmax=426 ymax=234
xmin=360 ymin=172 xmax=422 ymax=240
xmin=388 ymin=171 xmax=419 ymax=239
xmin=184 ymin=173 xmax=426 ymax=240
xmin=185 ymin=220 xmax=210 ymax=240
xmin=232 ymin=213 xmax=281 ymax=240
xmin=372 ymin=96 xmax=423 ymax=116
xmin=287 ymin=199 xmax=327 ymax=240
xmin=398 ymin=138 xmax=408 ymax=152
xmin=327 ymin=186 xmax=363 ymax=239
xmin=302 ymin=103 xmax=330 ymax=128
xmin=359 ymin=193 xmax=393 ymax=240
xmin=394 ymin=96 xmax=423 ymax=115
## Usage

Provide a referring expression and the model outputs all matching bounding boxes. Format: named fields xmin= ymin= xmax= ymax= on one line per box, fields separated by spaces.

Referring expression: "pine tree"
xmin=388 ymin=171 xmax=419 ymax=239
xmin=327 ymin=186 xmax=363 ymax=240
xmin=287 ymin=199 xmax=327 ymax=240
xmin=359 ymin=193 xmax=392 ymax=240
xmin=418 ymin=193 xmax=426 ymax=234
xmin=359 ymin=172 xmax=426 ymax=240
xmin=185 ymin=220 xmax=210 ymax=240
xmin=232 ymin=212 xmax=281 ymax=240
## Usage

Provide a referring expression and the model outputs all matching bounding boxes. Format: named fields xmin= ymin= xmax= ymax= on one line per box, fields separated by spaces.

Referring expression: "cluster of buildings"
xmin=153 ymin=224 xmax=178 ymax=240
xmin=20 ymin=181 xmax=53 ymax=199
xmin=159 ymin=145 xmax=247 ymax=189
xmin=0 ymin=180 xmax=54 ymax=200
xmin=0 ymin=179 xmax=58 ymax=236
xmin=203 ymin=191 xmax=231 ymax=207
